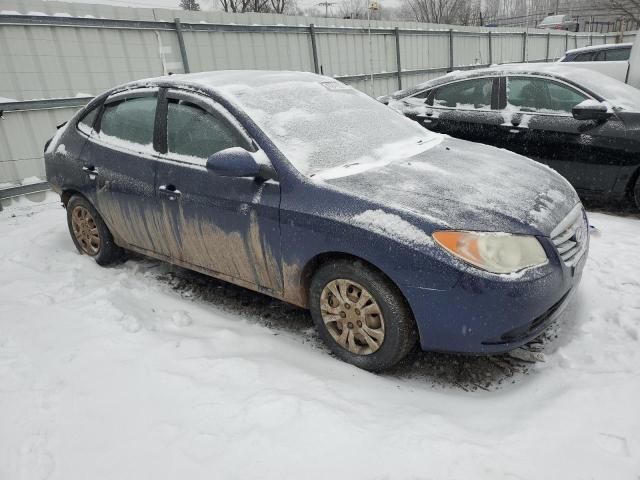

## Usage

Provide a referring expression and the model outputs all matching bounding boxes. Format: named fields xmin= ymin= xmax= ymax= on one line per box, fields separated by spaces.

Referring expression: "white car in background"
xmin=553 ymin=36 xmax=640 ymax=89
xmin=537 ymin=14 xmax=578 ymax=32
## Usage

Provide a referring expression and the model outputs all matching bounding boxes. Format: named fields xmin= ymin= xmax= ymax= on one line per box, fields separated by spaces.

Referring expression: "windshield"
xmin=223 ymin=80 xmax=439 ymax=177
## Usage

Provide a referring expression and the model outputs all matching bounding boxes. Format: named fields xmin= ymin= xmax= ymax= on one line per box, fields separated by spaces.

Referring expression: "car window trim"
xmin=104 ymin=87 xmax=159 ymax=106
xmin=75 ymin=102 xmax=102 ymax=137
xmin=159 ymin=88 xmax=256 ymax=165
xmin=503 ymin=74 xmax=593 ymax=118
xmin=429 ymin=76 xmax=499 ymax=112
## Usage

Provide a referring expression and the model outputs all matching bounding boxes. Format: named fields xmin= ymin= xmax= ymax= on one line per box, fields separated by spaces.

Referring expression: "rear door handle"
xmin=82 ymin=165 xmax=100 ymax=178
xmin=159 ymin=184 xmax=181 ymax=200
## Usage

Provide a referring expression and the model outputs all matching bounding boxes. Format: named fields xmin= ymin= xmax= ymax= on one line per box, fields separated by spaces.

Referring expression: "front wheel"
xmin=66 ymin=195 xmax=123 ymax=266
xmin=309 ymin=259 xmax=417 ymax=372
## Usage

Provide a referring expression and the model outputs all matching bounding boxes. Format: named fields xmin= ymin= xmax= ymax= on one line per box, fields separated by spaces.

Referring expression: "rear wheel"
xmin=66 ymin=195 xmax=122 ymax=266
xmin=309 ymin=259 xmax=417 ymax=372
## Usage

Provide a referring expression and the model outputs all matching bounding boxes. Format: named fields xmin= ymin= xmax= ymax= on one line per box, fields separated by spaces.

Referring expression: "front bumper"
xmin=405 ymin=235 xmax=587 ymax=355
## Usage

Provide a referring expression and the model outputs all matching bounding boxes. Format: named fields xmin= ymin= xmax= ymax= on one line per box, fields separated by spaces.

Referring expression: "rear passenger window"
xmin=167 ymin=100 xmax=247 ymax=162
xmin=606 ymin=48 xmax=631 ymax=61
xmin=99 ymin=96 xmax=157 ymax=149
xmin=433 ymin=78 xmax=493 ymax=110
xmin=573 ymin=52 xmax=593 ymax=62
xmin=77 ymin=106 xmax=99 ymax=135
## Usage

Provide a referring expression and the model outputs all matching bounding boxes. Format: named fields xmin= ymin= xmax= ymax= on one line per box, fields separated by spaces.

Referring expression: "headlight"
xmin=432 ymin=231 xmax=548 ymax=274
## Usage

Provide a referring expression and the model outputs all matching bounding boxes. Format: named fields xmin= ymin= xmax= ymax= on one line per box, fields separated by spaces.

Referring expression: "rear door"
xmin=80 ymin=88 xmax=162 ymax=252
xmin=154 ymin=88 xmax=283 ymax=294
xmin=421 ymin=77 xmax=504 ymax=144
xmin=499 ymin=75 xmax=626 ymax=193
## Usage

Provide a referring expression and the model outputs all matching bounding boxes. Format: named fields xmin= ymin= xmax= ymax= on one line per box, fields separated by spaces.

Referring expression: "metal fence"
xmin=0 ymin=0 xmax=635 ymax=187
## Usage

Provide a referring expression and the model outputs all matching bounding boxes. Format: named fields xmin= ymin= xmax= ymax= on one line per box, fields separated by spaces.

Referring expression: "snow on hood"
xmin=325 ymin=137 xmax=580 ymax=237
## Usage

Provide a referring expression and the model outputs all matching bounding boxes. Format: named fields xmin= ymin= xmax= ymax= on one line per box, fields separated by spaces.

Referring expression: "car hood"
xmin=321 ymin=137 xmax=580 ymax=237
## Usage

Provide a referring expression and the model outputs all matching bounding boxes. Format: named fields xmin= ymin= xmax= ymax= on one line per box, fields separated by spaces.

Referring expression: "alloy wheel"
xmin=320 ymin=279 xmax=385 ymax=355
xmin=71 ymin=205 xmax=101 ymax=256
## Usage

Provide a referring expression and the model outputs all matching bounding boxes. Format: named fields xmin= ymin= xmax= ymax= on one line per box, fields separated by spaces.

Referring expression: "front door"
xmin=154 ymin=89 xmax=283 ymax=294
xmin=80 ymin=89 xmax=162 ymax=252
xmin=500 ymin=75 xmax=626 ymax=193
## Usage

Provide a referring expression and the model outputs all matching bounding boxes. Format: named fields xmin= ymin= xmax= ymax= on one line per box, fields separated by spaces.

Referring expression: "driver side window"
xmin=167 ymin=99 xmax=249 ymax=164
xmin=507 ymin=77 xmax=587 ymax=114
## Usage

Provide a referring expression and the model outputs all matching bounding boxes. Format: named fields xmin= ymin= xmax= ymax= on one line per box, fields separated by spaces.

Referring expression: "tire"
xmin=66 ymin=195 xmax=123 ymax=266
xmin=309 ymin=259 xmax=417 ymax=372
xmin=634 ymin=176 xmax=640 ymax=211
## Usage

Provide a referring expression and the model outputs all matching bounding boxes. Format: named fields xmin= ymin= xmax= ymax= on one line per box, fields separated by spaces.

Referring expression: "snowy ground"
xmin=1 ymin=196 xmax=639 ymax=480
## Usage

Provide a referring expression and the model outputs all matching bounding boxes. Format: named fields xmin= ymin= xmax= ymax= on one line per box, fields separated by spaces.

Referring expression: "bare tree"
xmin=337 ymin=0 xmax=369 ymax=19
xmin=180 ymin=0 xmax=201 ymax=10
xmin=605 ymin=0 xmax=640 ymax=22
xmin=218 ymin=0 xmax=270 ymax=12
xmin=218 ymin=0 xmax=296 ymax=13
xmin=402 ymin=0 xmax=481 ymax=25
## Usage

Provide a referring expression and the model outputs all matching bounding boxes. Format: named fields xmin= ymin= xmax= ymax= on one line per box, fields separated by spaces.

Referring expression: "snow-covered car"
xmin=381 ymin=64 xmax=640 ymax=210
xmin=44 ymin=71 xmax=587 ymax=371
xmin=537 ymin=14 xmax=578 ymax=31
xmin=556 ymin=43 xmax=634 ymax=84
xmin=559 ymin=43 xmax=633 ymax=63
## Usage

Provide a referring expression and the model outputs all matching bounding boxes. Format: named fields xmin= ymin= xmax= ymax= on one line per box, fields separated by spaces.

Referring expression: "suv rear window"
xmin=606 ymin=47 xmax=631 ymax=61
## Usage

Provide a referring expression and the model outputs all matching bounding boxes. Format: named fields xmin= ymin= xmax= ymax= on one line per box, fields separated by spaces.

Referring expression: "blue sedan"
xmin=44 ymin=71 xmax=588 ymax=371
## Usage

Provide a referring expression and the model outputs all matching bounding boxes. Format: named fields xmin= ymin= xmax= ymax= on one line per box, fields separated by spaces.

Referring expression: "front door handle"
xmin=159 ymin=184 xmax=181 ymax=201
xmin=500 ymin=124 xmax=522 ymax=134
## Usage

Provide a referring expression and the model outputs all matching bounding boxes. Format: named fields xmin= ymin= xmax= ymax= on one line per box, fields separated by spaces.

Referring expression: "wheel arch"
xmin=298 ymin=251 xmax=417 ymax=326
xmin=61 ymin=188 xmax=86 ymax=207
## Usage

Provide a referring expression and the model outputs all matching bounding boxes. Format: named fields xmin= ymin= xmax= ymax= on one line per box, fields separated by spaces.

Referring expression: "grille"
xmin=550 ymin=204 xmax=588 ymax=267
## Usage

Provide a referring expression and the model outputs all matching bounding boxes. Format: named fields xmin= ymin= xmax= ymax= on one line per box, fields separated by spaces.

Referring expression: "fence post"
xmin=394 ymin=27 xmax=402 ymax=90
xmin=448 ymin=29 xmax=454 ymax=72
xmin=488 ymin=30 xmax=493 ymax=64
xmin=545 ymin=32 xmax=551 ymax=61
xmin=174 ymin=18 xmax=190 ymax=74
xmin=522 ymin=30 xmax=528 ymax=62
xmin=565 ymin=32 xmax=569 ymax=53
xmin=309 ymin=23 xmax=320 ymax=74
xmin=589 ymin=33 xmax=593 ymax=45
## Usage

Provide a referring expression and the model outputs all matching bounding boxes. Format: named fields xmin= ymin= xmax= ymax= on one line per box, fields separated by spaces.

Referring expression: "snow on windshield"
xmin=218 ymin=80 xmax=440 ymax=177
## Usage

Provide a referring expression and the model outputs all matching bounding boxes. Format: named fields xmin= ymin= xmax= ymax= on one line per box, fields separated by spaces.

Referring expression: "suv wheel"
xmin=66 ymin=195 xmax=123 ymax=266
xmin=309 ymin=259 xmax=417 ymax=372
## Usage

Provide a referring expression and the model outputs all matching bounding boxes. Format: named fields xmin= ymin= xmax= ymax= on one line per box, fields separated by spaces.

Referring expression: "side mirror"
xmin=572 ymin=101 xmax=612 ymax=121
xmin=206 ymin=147 xmax=277 ymax=181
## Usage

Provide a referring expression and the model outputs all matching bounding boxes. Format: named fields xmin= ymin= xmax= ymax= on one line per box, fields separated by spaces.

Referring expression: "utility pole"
xmin=318 ymin=1 xmax=335 ymax=17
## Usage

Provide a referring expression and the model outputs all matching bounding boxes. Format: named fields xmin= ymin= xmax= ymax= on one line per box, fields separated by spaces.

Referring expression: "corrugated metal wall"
xmin=0 ymin=0 xmax=634 ymax=185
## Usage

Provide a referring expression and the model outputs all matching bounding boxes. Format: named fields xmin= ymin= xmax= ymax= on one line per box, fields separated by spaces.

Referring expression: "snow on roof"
xmin=565 ymin=43 xmax=633 ymax=55
xmin=391 ymin=63 xmax=640 ymax=112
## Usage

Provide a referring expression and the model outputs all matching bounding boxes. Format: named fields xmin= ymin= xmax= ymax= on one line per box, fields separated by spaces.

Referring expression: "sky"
xmin=50 ymin=0 xmax=366 ymax=13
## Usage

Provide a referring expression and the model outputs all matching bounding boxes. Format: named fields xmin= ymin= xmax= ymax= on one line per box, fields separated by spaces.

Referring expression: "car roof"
xmin=170 ymin=69 xmax=323 ymax=89
xmin=539 ymin=14 xmax=570 ymax=24
xmin=389 ymin=63 xmax=640 ymax=111
xmin=391 ymin=63 xmax=594 ymax=98
xmin=565 ymin=43 xmax=632 ymax=55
